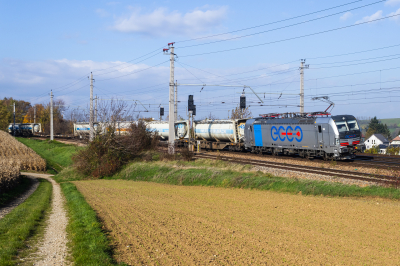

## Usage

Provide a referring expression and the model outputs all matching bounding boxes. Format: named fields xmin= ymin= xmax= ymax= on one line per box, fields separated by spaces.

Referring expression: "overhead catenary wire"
xmin=177 ymin=0 xmax=385 ymax=49
xmin=176 ymin=0 xmax=367 ymax=43
xmin=96 ymin=60 xmax=169 ymax=81
xmin=178 ymin=13 xmax=400 ymax=57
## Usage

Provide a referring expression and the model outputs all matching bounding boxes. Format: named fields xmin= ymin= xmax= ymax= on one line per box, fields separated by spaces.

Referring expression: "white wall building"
xmin=364 ymin=134 xmax=389 ymax=150
xmin=390 ymin=136 xmax=400 ymax=145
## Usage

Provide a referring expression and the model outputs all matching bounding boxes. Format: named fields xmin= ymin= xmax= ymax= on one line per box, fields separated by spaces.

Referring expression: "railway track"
xmin=202 ymin=149 xmax=400 ymax=170
xmin=194 ymin=153 xmax=400 ymax=187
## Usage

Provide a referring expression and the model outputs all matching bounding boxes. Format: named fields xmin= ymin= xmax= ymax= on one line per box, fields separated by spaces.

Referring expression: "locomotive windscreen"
xmin=335 ymin=120 xmax=359 ymax=132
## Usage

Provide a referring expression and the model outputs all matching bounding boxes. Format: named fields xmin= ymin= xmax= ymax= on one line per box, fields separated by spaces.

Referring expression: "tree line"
xmin=0 ymin=97 xmax=72 ymax=134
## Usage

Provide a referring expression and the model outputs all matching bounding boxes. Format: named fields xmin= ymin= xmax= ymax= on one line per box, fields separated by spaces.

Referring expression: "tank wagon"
xmin=146 ymin=121 xmax=189 ymax=139
xmin=73 ymin=122 xmax=102 ymax=137
xmin=194 ymin=119 xmax=247 ymax=150
xmin=244 ymin=113 xmax=361 ymax=160
xmin=73 ymin=120 xmax=189 ymax=140
xmin=8 ymin=123 xmax=42 ymax=136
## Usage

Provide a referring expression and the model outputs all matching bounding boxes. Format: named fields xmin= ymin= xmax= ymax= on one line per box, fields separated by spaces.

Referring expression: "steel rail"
xmin=194 ymin=153 xmax=400 ymax=187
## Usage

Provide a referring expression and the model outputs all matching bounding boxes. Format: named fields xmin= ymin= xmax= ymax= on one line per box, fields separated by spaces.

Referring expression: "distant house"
xmin=364 ymin=134 xmax=389 ymax=150
xmin=390 ymin=135 xmax=400 ymax=145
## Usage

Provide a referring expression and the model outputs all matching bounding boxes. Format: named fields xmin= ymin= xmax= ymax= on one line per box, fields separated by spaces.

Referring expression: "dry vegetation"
xmin=0 ymin=131 xmax=46 ymax=192
xmin=75 ymin=180 xmax=400 ymax=265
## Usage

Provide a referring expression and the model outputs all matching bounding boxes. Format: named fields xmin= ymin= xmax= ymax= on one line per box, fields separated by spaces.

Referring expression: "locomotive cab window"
xmin=335 ymin=121 xmax=349 ymax=133
xmin=347 ymin=120 xmax=359 ymax=131
xmin=318 ymin=125 xmax=322 ymax=133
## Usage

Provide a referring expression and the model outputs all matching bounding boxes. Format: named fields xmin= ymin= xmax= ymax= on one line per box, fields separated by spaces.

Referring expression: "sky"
xmin=1 ymin=0 xmax=400 ymax=120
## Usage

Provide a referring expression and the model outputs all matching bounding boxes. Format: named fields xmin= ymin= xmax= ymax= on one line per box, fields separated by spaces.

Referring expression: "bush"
xmin=365 ymin=145 xmax=380 ymax=154
xmin=180 ymin=148 xmax=194 ymax=161
xmin=72 ymin=121 xmax=159 ymax=178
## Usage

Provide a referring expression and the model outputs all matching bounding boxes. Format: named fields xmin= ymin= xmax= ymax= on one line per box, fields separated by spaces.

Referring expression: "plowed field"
xmin=74 ymin=180 xmax=400 ymax=265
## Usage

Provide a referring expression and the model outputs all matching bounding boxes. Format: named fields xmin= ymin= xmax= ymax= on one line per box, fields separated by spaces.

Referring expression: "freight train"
xmin=8 ymin=123 xmax=42 ymax=137
xmin=243 ymin=113 xmax=360 ymax=160
xmin=73 ymin=112 xmax=361 ymax=160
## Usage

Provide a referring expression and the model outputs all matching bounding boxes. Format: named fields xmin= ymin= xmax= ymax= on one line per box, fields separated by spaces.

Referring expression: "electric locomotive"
xmin=244 ymin=112 xmax=361 ymax=160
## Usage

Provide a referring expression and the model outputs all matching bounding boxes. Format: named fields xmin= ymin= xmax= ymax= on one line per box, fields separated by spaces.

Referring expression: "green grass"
xmin=57 ymin=158 xmax=400 ymax=200
xmin=61 ymin=182 xmax=125 ymax=266
xmin=0 ymin=177 xmax=31 ymax=207
xmin=16 ymin=138 xmax=82 ymax=174
xmin=0 ymin=179 xmax=52 ymax=266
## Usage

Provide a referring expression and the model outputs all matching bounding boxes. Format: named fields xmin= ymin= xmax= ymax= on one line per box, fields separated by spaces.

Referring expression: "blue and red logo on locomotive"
xmin=271 ymin=126 xmax=303 ymax=142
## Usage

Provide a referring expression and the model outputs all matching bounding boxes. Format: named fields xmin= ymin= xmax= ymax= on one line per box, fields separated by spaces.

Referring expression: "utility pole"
xmin=34 ymin=105 xmax=36 ymax=123
xmin=299 ymin=59 xmax=309 ymax=114
xmin=164 ymin=42 xmax=175 ymax=154
xmin=50 ymin=90 xmax=54 ymax=141
xmin=89 ymin=72 xmax=94 ymax=141
xmin=95 ymin=95 xmax=98 ymax=123
xmin=13 ymin=102 xmax=15 ymax=136
xmin=174 ymin=80 xmax=178 ymax=122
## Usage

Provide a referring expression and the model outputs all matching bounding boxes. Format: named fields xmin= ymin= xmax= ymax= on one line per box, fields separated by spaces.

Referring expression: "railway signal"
xmin=240 ymin=93 xmax=246 ymax=119
xmin=160 ymin=106 xmax=164 ymax=121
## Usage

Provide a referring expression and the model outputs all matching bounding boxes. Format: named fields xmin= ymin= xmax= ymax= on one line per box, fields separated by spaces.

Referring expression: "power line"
xmin=96 ymin=60 xmax=169 ymax=81
xmin=308 ymin=43 xmax=400 ymax=60
xmin=310 ymin=56 xmax=400 ymax=69
xmin=177 ymin=0 xmax=366 ymax=43
xmin=312 ymin=53 xmax=400 ymax=66
xmin=179 ymin=13 xmax=400 ymax=57
xmin=94 ymin=52 xmax=161 ymax=77
xmin=177 ymin=0 xmax=384 ymax=49
xmin=90 ymin=46 xmax=165 ymax=74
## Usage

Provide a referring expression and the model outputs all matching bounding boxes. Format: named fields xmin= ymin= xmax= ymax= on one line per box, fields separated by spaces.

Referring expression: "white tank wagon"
xmin=145 ymin=120 xmax=189 ymax=140
xmin=115 ymin=121 xmax=138 ymax=135
xmin=194 ymin=119 xmax=248 ymax=150
xmin=21 ymin=123 xmax=42 ymax=136
xmin=8 ymin=123 xmax=21 ymax=135
xmin=73 ymin=122 xmax=102 ymax=137
xmin=8 ymin=123 xmax=42 ymax=137
xmin=145 ymin=121 xmax=170 ymax=139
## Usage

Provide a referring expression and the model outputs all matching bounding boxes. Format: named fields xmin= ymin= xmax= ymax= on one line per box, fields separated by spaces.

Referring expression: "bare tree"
xmin=229 ymin=105 xmax=252 ymax=119
xmin=202 ymin=112 xmax=218 ymax=120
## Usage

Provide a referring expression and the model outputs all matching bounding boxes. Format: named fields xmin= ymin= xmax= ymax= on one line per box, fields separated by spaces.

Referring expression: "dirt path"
xmin=21 ymin=173 xmax=70 ymax=265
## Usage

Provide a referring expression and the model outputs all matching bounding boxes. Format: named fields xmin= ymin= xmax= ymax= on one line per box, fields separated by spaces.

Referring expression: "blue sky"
xmin=1 ymin=0 xmax=400 ymax=120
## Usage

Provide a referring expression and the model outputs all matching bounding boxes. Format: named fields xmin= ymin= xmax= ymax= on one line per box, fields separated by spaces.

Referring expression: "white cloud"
xmin=340 ymin=11 xmax=352 ymax=21
xmin=385 ymin=0 xmax=400 ymax=6
xmin=95 ymin=8 xmax=109 ymax=17
xmin=355 ymin=10 xmax=383 ymax=24
xmin=111 ymin=6 xmax=228 ymax=37
xmin=388 ymin=7 xmax=400 ymax=20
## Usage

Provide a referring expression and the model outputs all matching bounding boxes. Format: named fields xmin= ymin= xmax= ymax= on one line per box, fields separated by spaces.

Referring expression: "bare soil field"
xmin=74 ymin=180 xmax=400 ymax=265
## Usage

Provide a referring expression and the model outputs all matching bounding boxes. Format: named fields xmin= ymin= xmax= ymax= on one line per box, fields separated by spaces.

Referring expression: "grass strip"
xmin=0 ymin=178 xmax=52 ymax=266
xmin=0 ymin=177 xmax=31 ymax=207
xmin=17 ymin=138 xmax=82 ymax=174
xmin=108 ymin=160 xmax=400 ymax=200
xmin=61 ymin=182 xmax=125 ymax=266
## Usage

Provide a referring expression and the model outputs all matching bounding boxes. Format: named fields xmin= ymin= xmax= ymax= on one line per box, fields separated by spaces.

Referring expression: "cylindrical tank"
xmin=146 ymin=121 xmax=169 ymax=139
xmin=74 ymin=122 xmax=100 ymax=135
xmin=195 ymin=120 xmax=236 ymax=142
xmin=116 ymin=121 xmax=136 ymax=134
